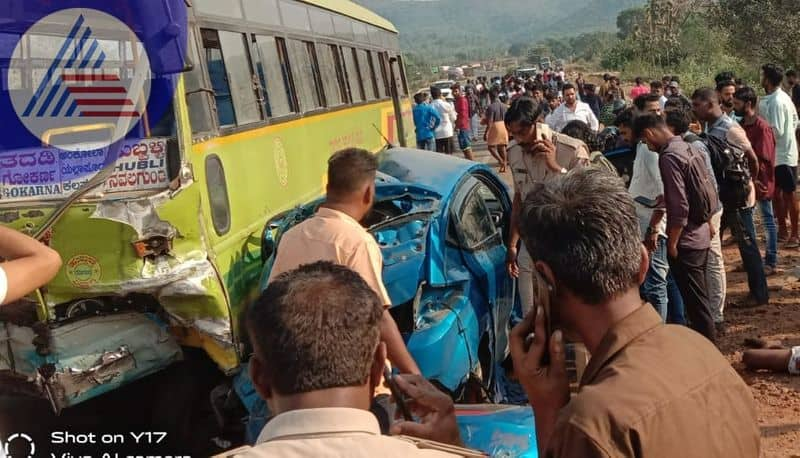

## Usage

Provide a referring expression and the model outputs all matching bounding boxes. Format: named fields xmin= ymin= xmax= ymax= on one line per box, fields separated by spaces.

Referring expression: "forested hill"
xmin=352 ymin=0 xmax=645 ymax=60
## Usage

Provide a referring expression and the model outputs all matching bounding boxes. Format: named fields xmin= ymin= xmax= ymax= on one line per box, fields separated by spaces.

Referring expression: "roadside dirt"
xmin=719 ymin=237 xmax=800 ymax=458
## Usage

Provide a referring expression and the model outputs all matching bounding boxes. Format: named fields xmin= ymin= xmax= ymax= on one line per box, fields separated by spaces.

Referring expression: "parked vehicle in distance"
xmin=233 ymin=147 xmax=538 ymax=456
xmin=431 ymin=79 xmax=456 ymax=101
xmin=539 ymin=57 xmax=551 ymax=70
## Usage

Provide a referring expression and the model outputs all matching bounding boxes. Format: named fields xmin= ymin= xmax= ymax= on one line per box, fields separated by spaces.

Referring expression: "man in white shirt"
xmin=759 ymin=64 xmax=800 ymax=247
xmin=0 ymin=226 xmax=62 ymax=306
xmin=546 ymin=83 xmax=599 ymax=133
xmin=430 ymin=86 xmax=457 ymax=155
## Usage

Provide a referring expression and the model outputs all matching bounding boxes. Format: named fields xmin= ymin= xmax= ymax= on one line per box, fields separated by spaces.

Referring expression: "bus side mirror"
xmin=136 ymin=0 xmax=190 ymax=75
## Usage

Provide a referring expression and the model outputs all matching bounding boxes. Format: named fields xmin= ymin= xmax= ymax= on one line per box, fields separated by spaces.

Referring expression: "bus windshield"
xmin=0 ymin=8 xmax=183 ymax=205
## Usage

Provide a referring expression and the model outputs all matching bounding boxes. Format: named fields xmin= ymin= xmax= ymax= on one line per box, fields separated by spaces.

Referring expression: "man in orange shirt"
xmin=269 ymin=148 xmax=420 ymax=377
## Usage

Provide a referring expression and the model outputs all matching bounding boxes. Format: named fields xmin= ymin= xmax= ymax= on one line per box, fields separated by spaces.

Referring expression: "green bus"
xmin=0 ymin=0 xmax=414 ymax=413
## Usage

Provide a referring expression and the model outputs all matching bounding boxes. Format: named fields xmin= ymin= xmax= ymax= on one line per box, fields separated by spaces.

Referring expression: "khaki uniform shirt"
xmin=546 ymin=306 xmax=760 ymax=457
xmin=224 ymin=408 xmax=476 ymax=457
xmin=269 ymin=207 xmax=391 ymax=305
xmin=508 ymin=124 xmax=590 ymax=200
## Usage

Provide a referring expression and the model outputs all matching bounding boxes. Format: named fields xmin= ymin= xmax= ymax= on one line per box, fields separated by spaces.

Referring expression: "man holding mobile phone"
xmin=509 ymin=168 xmax=759 ymax=457
xmin=504 ymin=97 xmax=589 ymax=315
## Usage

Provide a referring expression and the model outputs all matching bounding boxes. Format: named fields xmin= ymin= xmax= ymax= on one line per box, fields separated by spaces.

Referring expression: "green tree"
xmin=616 ymin=6 xmax=646 ymax=39
xmin=711 ymin=0 xmax=800 ymax=69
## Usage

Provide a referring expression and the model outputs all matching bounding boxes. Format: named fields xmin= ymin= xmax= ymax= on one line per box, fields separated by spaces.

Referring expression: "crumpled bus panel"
xmin=0 ymin=312 xmax=182 ymax=411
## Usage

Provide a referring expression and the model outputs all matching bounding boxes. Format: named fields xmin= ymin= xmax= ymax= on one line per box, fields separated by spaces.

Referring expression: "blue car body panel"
xmin=241 ymin=148 xmax=535 ymax=456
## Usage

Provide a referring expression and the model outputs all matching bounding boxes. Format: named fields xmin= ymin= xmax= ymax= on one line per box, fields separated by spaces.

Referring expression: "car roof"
xmin=378 ymin=148 xmax=492 ymax=198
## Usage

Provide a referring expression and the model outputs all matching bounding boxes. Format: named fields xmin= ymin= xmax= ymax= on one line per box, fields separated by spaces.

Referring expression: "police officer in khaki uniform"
xmin=504 ymin=97 xmax=590 ymax=314
xmin=222 ymin=262 xmax=482 ymax=458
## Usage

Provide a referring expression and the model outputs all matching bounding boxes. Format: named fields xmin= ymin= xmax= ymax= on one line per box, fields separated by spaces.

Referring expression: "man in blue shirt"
xmin=413 ymin=92 xmax=441 ymax=151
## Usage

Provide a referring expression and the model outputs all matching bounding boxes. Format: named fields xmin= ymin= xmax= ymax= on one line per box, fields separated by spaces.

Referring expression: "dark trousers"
xmin=668 ymin=248 xmax=716 ymax=343
xmin=729 ymin=206 xmax=769 ymax=304
xmin=436 ymin=137 xmax=454 ymax=155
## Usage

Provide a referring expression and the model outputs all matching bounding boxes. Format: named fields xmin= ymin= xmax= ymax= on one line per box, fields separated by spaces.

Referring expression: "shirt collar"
xmin=316 ymin=207 xmax=362 ymax=228
xmin=579 ymin=305 xmax=663 ymax=387
xmin=256 ymin=407 xmax=381 ymax=444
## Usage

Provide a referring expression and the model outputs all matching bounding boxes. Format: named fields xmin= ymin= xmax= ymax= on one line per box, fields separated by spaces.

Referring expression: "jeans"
xmin=730 ymin=206 xmax=769 ymax=304
xmin=417 ymin=138 xmax=435 ymax=151
xmin=641 ymin=236 xmax=669 ymax=322
xmin=666 ymin=272 xmax=686 ymax=325
xmin=758 ymin=199 xmax=778 ymax=268
xmin=471 ymin=114 xmax=480 ymax=138
xmin=707 ymin=210 xmax=727 ymax=323
xmin=668 ymin=248 xmax=716 ymax=342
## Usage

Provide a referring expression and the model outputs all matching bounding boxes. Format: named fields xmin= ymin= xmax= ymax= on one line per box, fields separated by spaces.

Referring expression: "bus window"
xmin=193 ymin=0 xmax=244 ymax=19
xmin=376 ymin=52 xmax=390 ymax=99
xmin=184 ymin=28 xmax=215 ymax=134
xmin=206 ymin=155 xmax=231 ymax=235
xmin=201 ymin=29 xmax=236 ymax=128
xmin=356 ymin=49 xmax=376 ymax=100
xmin=218 ymin=31 xmax=263 ymax=126
xmin=253 ymin=35 xmax=296 ymax=118
xmin=279 ymin=0 xmax=311 ymax=31
xmin=396 ymin=55 xmax=409 ymax=96
xmin=315 ymin=44 xmax=344 ymax=107
xmin=242 ymin=0 xmax=281 ymax=26
xmin=342 ymin=47 xmax=363 ymax=103
xmin=286 ymin=39 xmax=322 ymax=112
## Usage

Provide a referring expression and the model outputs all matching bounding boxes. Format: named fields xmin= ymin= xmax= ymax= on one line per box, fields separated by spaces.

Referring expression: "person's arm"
xmin=659 ymin=154 xmax=688 ymax=259
xmin=0 ymin=226 xmax=62 ymax=305
xmin=509 ymin=307 xmax=570 ymax=455
xmin=506 ymin=190 xmax=522 ymax=278
xmin=380 ymin=310 xmax=420 ymax=374
xmin=353 ymin=242 xmax=421 ymax=374
xmin=729 ymin=127 xmax=760 ymax=184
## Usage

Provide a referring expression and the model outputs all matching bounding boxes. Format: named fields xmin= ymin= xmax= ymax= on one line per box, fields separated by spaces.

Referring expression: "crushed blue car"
xmin=235 ymin=147 xmax=537 ymax=456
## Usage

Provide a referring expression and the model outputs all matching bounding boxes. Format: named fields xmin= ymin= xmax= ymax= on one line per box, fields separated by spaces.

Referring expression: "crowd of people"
xmin=2 ymin=62 xmax=800 ymax=457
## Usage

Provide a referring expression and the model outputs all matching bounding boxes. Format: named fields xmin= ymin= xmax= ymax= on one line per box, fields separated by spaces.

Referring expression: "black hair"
xmin=635 ymin=76 xmax=643 ymax=85
xmin=430 ymin=86 xmax=442 ymax=99
xmin=714 ymin=71 xmax=736 ymax=85
xmin=505 ymin=96 xmax=545 ymax=126
xmin=519 ymin=169 xmax=641 ymax=305
xmin=633 ymin=93 xmax=662 ymax=111
xmin=562 ymin=83 xmax=576 ymax=93
xmin=733 ymin=86 xmax=758 ymax=108
xmin=650 ymin=80 xmax=664 ymax=90
xmin=762 ymin=64 xmax=785 ymax=87
xmin=716 ymin=80 xmax=736 ymax=92
xmin=562 ymin=120 xmax=600 ymax=151
xmin=632 ymin=113 xmax=666 ymax=140
xmin=413 ymin=92 xmax=426 ymax=104
xmin=787 ymin=69 xmax=798 ymax=79
xmin=691 ymin=87 xmax=718 ymax=104
xmin=613 ymin=108 xmax=636 ymax=128
xmin=327 ymin=148 xmax=378 ymax=196
xmin=664 ymin=108 xmax=691 ymax=135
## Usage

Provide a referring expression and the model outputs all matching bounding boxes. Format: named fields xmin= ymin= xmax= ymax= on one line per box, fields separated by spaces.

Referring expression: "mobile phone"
xmin=383 ymin=366 xmax=413 ymax=421
xmin=537 ymin=123 xmax=553 ymax=142
xmin=634 ymin=195 xmax=660 ymax=209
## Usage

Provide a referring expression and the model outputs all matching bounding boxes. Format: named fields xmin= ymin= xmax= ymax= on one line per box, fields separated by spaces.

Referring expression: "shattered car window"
xmin=459 ymin=185 xmax=498 ymax=249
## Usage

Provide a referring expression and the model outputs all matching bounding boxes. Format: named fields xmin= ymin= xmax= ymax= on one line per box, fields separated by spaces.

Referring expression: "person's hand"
xmin=528 ymin=139 xmax=560 ymax=173
xmin=389 ymin=374 xmax=462 ymax=446
xmin=708 ymin=220 xmax=717 ymax=239
xmin=506 ymin=246 xmax=519 ymax=278
xmin=667 ymin=242 xmax=679 ymax=259
xmin=509 ymin=307 xmax=570 ymax=415
xmin=755 ymin=180 xmax=768 ymax=199
xmin=644 ymin=230 xmax=658 ymax=252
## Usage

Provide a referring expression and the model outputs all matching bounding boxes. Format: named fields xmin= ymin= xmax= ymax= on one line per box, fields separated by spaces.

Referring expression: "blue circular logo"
xmin=0 ymin=0 xmax=188 ymax=202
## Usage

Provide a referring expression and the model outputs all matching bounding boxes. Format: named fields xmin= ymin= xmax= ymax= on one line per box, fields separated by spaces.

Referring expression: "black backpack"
xmin=681 ymin=143 xmax=719 ymax=226
xmin=692 ymin=129 xmax=751 ymax=209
